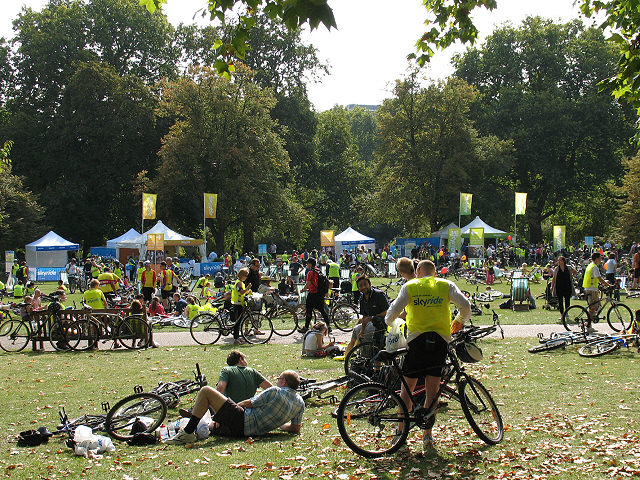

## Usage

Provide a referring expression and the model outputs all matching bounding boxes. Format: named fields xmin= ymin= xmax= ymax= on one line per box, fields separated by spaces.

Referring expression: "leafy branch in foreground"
xmin=139 ymin=0 xmax=336 ymax=77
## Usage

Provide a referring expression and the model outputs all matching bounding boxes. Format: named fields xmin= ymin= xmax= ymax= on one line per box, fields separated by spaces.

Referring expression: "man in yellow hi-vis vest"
xmin=582 ymin=251 xmax=611 ymax=332
xmin=384 ymin=260 xmax=471 ymax=450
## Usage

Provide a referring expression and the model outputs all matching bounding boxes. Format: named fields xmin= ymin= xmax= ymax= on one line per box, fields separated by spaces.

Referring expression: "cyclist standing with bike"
xmin=384 ymin=260 xmax=470 ymax=450
xmin=231 ymin=268 xmax=252 ymax=345
xmin=583 ymin=251 xmax=611 ymax=332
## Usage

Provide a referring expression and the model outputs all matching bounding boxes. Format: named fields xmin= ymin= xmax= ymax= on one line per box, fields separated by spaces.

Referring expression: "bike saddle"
xmin=376 ymin=348 xmax=408 ymax=362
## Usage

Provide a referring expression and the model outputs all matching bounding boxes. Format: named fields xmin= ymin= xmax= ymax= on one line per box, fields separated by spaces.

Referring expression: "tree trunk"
xmin=243 ymin=219 xmax=255 ymax=254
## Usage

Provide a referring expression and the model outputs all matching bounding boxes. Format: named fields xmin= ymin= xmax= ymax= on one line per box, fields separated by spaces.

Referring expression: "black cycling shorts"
xmin=402 ymin=332 xmax=448 ymax=379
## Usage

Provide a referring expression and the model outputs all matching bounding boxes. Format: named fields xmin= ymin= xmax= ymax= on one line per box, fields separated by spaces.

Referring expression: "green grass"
xmin=2 ymin=337 xmax=640 ymax=479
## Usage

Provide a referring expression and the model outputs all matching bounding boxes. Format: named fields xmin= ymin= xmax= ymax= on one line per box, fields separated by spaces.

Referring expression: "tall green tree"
xmin=373 ymin=72 xmax=513 ymax=236
xmin=615 ymin=155 xmax=640 ymax=244
xmin=153 ymin=66 xmax=309 ymax=254
xmin=455 ymin=17 xmax=635 ymax=242
xmin=39 ymin=61 xmax=158 ymax=247
xmin=345 ymin=106 xmax=379 ymax=166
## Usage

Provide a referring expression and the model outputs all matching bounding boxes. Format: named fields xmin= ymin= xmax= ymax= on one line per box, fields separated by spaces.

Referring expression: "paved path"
xmin=152 ymin=323 xmax=620 ymax=348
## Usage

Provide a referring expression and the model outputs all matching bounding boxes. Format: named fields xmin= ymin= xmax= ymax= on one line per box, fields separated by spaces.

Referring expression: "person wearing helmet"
xmin=384 ymin=259 xmax=471 ymax=450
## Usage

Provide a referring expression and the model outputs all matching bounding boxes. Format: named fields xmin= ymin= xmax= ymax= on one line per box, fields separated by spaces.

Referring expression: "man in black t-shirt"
xmin=344 ymin=275 xmax=389 ymax=355
xmin=246 ymin=259 xmax=261 ymax=292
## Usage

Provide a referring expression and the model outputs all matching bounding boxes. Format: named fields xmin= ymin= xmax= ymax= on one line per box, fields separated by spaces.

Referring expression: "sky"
xmin=0 ymin=0 xmax=594 ymax=111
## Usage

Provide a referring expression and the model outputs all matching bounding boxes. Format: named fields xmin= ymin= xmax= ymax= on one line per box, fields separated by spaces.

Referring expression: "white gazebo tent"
xmin=107 ymin=228 xmax=140 ymax=263
xmin=116 ymin=221 xmax=204 ymax=259
xmin=106 ymin=228 xmax=140 ymax=249
xmin=460 ymin=216 xmax=507 ymax=238
xmin=431 ymin=222 xmax=459 ymax=239
xmin=26 ymin=231 xmax=79 ymax=269
xmin=334 ymin=227 xmax=376 ymax=253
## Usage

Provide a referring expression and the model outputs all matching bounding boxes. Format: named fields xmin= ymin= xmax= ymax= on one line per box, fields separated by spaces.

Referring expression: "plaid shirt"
xmin=244 ymin=386 xmax=305 ymax=436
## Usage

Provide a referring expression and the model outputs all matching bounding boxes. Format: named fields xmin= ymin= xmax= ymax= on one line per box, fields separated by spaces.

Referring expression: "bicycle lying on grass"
xmin=577 ymin=314 xmax=640 ymax=357
xmin=336 ymin=323 xmax=504 ymax=457
xmin=528 ymin=330 xmax=608 ymax=353
xmin=56 ymin=364 xmax=205 ymax=441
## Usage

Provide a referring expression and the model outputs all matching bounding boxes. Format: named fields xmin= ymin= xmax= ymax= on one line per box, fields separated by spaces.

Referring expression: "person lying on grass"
xmin=166 ymin=370 xmax=304 ymax=445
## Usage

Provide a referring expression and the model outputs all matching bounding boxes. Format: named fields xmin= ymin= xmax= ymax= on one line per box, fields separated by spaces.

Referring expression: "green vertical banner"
xmin=515 ymin=192 xmax=527 ymax=215
xmin=553 ymin=226 xmax=565 ymax=252
xmin=469 ymin=228 xmax=484 ymax=247
xmin=459 ymin=193 xmax=473 ymax=215
xmin=448 ymin=228 xmax=461 ymax=253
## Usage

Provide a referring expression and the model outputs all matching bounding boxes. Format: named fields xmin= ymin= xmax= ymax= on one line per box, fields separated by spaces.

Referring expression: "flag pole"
xmin=203 ymin=194 xmax=207 ymax=259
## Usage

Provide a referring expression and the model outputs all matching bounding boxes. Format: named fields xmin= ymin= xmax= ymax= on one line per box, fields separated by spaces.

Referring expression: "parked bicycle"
xmin=528 ymin=330 xmax=607 ymax=353
xmin=561 ymin=286 xmax=633 ymax=332
xmin=336 ymin=325 xmax=504 ymax=457
xmin=189 ymin=302 xmax=273 ymax=345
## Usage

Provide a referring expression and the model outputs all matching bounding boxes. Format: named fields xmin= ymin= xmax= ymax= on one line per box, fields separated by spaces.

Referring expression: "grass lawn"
xmin=2 ymin=335 xmax=640 ymax=479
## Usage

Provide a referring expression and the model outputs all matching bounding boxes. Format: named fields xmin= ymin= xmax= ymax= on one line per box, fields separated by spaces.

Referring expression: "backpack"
xmin=315 ymin=269 xmax=330 ymax=296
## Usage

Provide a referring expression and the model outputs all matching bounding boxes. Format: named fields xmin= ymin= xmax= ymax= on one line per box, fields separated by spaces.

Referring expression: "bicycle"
xmin=62 ymin=309 xmax=151 ymax=351
xmin=528 ymin=330 xmax=608 ymax=353
xmin=294 ymin=290 xmax=360 ymax=333
xmin=578 ymin=313 xmax=640 ymax=357
xmin=336 ymin=326 xmax=503 ymax=457
xmin=263 ymin=291 xmax=300 ymax=336
xmin=189 ymin=302 xmax=273 ymax=345
xmin=561 ymin=286 xmax=633 ymax=332
xmin=146 ymin=363 xmax=207 ymax=408
xmin=56 ymin=393 xmax=167 ymax=442
xmin=578 ymin=332 xmax=640 ymax=357
xmin=297 ymin=375 xmax=351 ymax=403
xmin=67 ymin=274 xmax=86 ymax=294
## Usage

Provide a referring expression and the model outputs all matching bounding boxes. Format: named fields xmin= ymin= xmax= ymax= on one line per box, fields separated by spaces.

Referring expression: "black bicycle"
xmin=56 ymin=392 xmax=167 ymax=442
xmin=336 ymin=327 xmax=503 ymax=457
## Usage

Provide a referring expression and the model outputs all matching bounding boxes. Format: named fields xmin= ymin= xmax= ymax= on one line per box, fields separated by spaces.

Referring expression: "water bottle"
xmin=158 ymin=425 xmax=169 ymax=441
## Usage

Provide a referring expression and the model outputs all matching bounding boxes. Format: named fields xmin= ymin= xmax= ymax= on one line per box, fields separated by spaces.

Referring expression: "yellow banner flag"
xmin=204 ymin=193 xmax=217 ymax=219
xmin=320 ymin=230 xmax=335 ymax=246
xmin=515 ymin=192 xmax=527 ymax=216
xmin=460 ymin=193 xmax=472 ymax=215
xmin=142 ymin=193 xmax=157 ymax=220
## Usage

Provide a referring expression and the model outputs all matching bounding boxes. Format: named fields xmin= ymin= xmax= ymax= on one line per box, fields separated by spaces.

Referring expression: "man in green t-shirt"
xmin=217 ymin=350 xmax=272 ymax=403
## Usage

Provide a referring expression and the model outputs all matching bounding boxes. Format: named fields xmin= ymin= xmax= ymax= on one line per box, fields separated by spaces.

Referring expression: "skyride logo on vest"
xmin=412 ymin=295 xmax=445 ymax=307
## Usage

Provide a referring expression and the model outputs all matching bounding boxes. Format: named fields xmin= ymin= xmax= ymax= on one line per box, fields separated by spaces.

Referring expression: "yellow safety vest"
xmin=328 ymin=263 xmax=340 ymax=277
xmin=583 ymin=262 xmax=599 ymax=290
xmin=84 ymin=288 xmax=106 ymax=309
xmin=351 ymin=272 xmax=360 ymax=291
xmin=91 ymin=266 xmax=101 ymax=278
xmin=405 ymin=276 xmax=451 ymax=339
xmin=231 ymin=279 xmax=246 ymax=306
xmin=281 ymin=254 xmax=289 ymax=263
xmin=13 ymin=285 xmax=23 ymax=297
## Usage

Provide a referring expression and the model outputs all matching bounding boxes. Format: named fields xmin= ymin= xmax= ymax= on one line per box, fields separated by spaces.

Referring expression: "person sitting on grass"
xmin=302 ymin=321 xmax=337 ymax=357
xmin=166 ymin=370 xmax=304 ymax=445
xmin=148 ymin=296 xmax=166 ymax=317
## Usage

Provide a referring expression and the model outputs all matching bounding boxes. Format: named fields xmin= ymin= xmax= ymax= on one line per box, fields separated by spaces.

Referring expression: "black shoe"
xmin=297 ymin=328 xmax=308 ymax=334
xmin=178 ymin=408 xmax=191 ymax=418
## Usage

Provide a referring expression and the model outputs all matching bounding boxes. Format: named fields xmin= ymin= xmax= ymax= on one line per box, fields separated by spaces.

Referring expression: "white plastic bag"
xmin=173 ymin=410 xmax=211 ymax=440
xmin=73 ymin=426 xmax=115 ymax=457
xmin=385 ymin=318 xmax=407 ymax=352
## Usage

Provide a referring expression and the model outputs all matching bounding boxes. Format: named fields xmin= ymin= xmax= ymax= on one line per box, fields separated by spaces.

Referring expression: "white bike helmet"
xmin=455 ymin=342 xmax=483 ymax=363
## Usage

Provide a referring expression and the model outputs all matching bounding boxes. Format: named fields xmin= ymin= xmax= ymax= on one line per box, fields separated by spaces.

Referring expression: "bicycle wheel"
xmin=49 ymin=319 xmax=72 ymax=351
xmin=117 ymin=315 xmax=150 ymax=349
xmin=241 ymin=313 xmax=273 ymax=344
xmin=459 ymin=377 xmax=503 ymax=445
xmin=0 ymin=320 xmax=30 ymax=352
xmin=105 ymin=393 xmax=167 ymax=441
xmin=190 ymin=312 xmax=222 ymax=345
xmin=578 ymin=338 xmax=620 ymax=357
xmin=332 ymin=304 xmax=359 ymax=332
xmin=528 ymin=338 xmax=569 ymax=353
xmin=270 ymin=306 xmax=298 ymax=336
xmin=607 ymin=303 xmax=633 ymax=332
xmin=562 ymin=305 xmax=589 ymax=332
xmin=336 ymin=382 xmax=409 ymax=458
xmin=65 ymin=319 xmax=100 ymax=351
xmin=344 ymin=342 xmax=381 ymax=378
